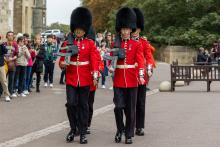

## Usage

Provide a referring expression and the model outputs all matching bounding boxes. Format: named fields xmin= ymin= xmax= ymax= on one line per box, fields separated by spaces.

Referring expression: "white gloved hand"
xmin=148 ymin=70 xmax=153 ymax=77
xmin=139 ymin=77 xmax=145 ymax=85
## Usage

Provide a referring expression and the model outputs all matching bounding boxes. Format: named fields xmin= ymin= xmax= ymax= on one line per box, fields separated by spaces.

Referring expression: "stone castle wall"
xmin=159 ymin=46 xmax=197 ymax=65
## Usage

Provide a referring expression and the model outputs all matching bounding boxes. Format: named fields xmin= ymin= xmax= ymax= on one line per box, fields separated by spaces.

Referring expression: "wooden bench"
xmin=171 ymin=60 xmax=190 ymax=85
xmin=171 ymin=64 xmax=220 ymax=92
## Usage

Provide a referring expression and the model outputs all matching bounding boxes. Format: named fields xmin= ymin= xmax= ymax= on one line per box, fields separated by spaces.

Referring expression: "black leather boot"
xmin=66 ymin=130 xmax=74 ymax=143
xmin=135 ymin=128 xmax=145 ymax=136
xmin=125 ymin=137 xmax=133 ymax=144
xmin=80 ymin=134 xmax=88 ymax=144
xmin=115 ymin=131 xmax=123 ymax=143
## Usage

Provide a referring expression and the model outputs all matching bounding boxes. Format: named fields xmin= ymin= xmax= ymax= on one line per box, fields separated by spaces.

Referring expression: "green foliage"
xmin=125 ymin=0 xmax=220 ymax=48
xmin=80 ymin=0 xmax=127 ymax=32
xmin=81 ymin=0 xmax=220 ymax=48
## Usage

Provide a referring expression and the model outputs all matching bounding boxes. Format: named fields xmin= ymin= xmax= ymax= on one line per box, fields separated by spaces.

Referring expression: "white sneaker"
xmin=23 ymin=90 xmax=29 ymax=95
xmin=44 ymin=83 xmax=48 ymax=87
xmin=49 ymin=84 xmax=53 ymax=88
xmin=109 ymin=86 xmax=113 ymax=90
xmin=21 ymin=93 xmax=26 ymax=97
xmin=11 ymin=93 xmax=17 ymax=98
xmin=101 ymin=85 xmax=106 ymax=89
xmin=5 ymin=96 xmax=11 ymax=102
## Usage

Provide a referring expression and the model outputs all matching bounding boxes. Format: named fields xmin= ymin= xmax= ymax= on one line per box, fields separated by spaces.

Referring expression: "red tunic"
xmin=139 ymin=38 xmax=155 ymax=67
xmin=138 ymin=38 xmax=155 ymax=85
xmin=90 ymin=49 xmax=103 ymax=91
xmin=113 ymin=39 xmax=145 ymax=88
xmin=59 ymin=38 xmax=98 ymax=87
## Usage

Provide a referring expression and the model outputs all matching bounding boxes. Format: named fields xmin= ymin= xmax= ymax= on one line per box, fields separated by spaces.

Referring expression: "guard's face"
xmin=131 ymin=28 xmax=141 ymax=37
xmin=121 ymin=28 xmax=132 ymax=39
xmin=6 ymin=33 xmax=14 ymax=41
xmin=74 ymin=28 xmax=85 ymax=38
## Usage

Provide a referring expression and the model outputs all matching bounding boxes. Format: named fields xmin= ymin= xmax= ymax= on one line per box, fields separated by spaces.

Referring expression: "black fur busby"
xmin=133 ymin=8 xmax=144 ymax=31
xmin=87 ymin=26 xmax=96 ymax=41
xmin=115 ymin=7 xmax=137 ymax=33
xmin=70 ymin=7 xmax=92 ymax=34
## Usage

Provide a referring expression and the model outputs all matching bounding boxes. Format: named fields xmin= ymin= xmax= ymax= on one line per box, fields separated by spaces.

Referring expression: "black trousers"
xmin=7 ymin=71 xmax=15 ymax=95
xmin=60 ymin=69 xmax=66 ymax=83
xmin=14 ymin=66 xmax=26 ymax=94
xmin=136 ymin=84 xmax=147 ymax=129
xmin=88 ymin=90 xmax=96 ymax=127
xmin=30 ymin=71 xmax=41 ymax=87
xmin=44 ymin=61 xmax=55 ymax=84
xmin=113 ymin=87 xmax=137 ymax=138
xmin=66 ymin=85 xmax=90 ymax=135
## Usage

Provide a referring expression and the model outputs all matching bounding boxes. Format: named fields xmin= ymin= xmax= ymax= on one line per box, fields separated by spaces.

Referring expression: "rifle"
xmin=57 ymin=33 xmax=78 ymax=64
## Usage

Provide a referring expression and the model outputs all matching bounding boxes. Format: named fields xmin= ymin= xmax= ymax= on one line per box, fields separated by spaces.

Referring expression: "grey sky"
xmin=47 ymin=0 xmax=81 ymax=25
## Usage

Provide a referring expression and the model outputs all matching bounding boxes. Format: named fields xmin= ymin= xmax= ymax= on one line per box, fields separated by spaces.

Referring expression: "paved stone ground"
xmin=1 ymin=62 xmax=220 ymax=147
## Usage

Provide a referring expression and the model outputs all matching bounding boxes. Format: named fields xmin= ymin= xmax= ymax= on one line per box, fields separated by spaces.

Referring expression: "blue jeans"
xmin=24 ymin=66 xmax=32 ymax=91
xmin=101 ymin=71 xmax=106 ymax=85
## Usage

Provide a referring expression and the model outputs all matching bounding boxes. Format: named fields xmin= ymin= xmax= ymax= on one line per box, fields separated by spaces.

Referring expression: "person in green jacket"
xmin=43 ymin=34 xmax=58 ymax=88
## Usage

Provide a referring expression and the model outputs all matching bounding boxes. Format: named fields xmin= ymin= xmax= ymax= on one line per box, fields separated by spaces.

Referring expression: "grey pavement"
xmin=1 ymin=62 xmax=220 ymax=147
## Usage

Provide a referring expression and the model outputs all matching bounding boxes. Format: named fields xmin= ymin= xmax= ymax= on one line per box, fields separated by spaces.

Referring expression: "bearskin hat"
xmin=87 ymin=26 xmax=96 ymax=41
xmin=133 ymin=8 xmax=144 ymax=31
xmin=115 ymin=7 xmax=137 ymax=33
xmin=70 ymin=7 xmax=92 ymax=34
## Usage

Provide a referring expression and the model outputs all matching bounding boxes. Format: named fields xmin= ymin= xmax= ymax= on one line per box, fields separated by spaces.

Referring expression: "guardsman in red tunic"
xmin=131 ymin=8 xmax=155 ymax=136
xmin=111 ymin=7 xmax=145 ymax=144
xmin=86 ymin=27 xmax=104 ymax=134
xmin=87 ymin=48 xmax=103 ymax=134
xmin=59 ymin=7 xmax=98 ymax=144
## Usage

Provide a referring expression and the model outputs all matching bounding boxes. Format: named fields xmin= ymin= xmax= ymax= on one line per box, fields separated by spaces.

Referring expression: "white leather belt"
xmin=69 ymin=61 xmax=90 ymax=66
xmin=116 ymin=64 xmax=135 ymax=69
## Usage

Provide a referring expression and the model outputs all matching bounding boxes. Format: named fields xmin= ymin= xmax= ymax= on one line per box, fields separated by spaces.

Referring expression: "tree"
xmin=80 ymin=0 xmax=127 ymax=32
xmin=82 ymin=0 xmax=220 ymax=48
xmin=124 ymin=0 xmax=220 ymax=48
